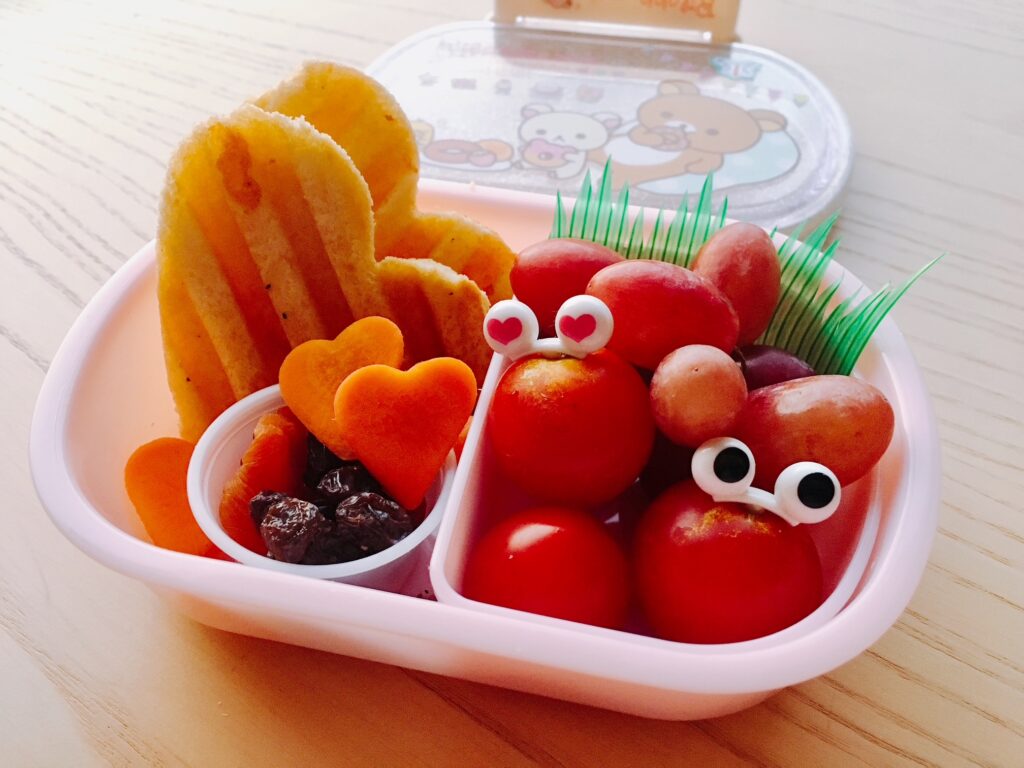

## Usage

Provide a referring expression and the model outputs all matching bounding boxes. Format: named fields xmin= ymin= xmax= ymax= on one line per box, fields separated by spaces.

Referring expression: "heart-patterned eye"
xmin=558 ymin=313 xmax=595 ymax=343
xmin=487 ymin=316 xmax=523 ymax=346
xmin=554 ymin=295 xmax=613 ymax=357
xmin=484 ymin=296 xmax=613 ymax=361
xmin=483 ymin=300 xmax=539 ymax=360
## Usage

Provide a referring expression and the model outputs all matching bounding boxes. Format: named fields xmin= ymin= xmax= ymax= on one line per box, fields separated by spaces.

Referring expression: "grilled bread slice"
xmin=158 ymin=105 xmax=491 ymax=440
xmin=255 ymin=61 xmax=514 ymax=303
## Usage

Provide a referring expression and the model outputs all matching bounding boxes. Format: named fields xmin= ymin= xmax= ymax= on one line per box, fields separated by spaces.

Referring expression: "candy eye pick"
xmin=483 ymin=299 xmax=540 ymax=361
xmin=483 ymin=295 xmax=613 ymax=361
xmin=691 ymin=437 xmax=755 ymax=498
xmin=773 ymin=462 xmax=842 ymax=525
xmin=691 ymin=437 xmax=842 ymax=526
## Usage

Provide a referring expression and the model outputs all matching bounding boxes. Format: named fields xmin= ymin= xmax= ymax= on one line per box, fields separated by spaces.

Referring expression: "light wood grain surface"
xmin=3 ymin=0 xmax=1022 ymax=765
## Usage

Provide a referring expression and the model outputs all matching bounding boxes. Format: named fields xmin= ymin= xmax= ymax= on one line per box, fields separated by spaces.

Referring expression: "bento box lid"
xmin=367 ymin=3 xmax=851 ymax=229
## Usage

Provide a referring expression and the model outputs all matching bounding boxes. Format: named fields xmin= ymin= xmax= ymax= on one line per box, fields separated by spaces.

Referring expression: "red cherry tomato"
xmin=633 ymin=481 xmax=823 ymax=643
xmin=462 ymin=506 xmax=630 ymax=629
xmin=488 ymin=349 xmax=654 ymax=507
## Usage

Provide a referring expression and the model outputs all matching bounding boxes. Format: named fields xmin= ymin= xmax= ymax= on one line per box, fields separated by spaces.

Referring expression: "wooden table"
xmin=3 ymin=1 xmax=1021 ymax=764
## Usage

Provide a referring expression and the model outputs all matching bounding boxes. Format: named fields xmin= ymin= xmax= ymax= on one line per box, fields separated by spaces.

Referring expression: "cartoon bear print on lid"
xmin=412 ymin=120 xmax=514 ymax=172
xmin=519 ymin=104 xmax=621 ymax=180
xmin=595 ymin=80 xmax=789 ymax=187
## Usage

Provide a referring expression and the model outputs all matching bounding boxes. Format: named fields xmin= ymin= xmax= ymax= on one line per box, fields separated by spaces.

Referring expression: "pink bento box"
xmin=30 ymin=180 xmax=940 ymax=720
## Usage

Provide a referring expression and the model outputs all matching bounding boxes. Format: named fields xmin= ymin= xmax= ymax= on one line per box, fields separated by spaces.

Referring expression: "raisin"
xmin=316 ymin=463 xmax=380 ymax=501
xmin=334 ymin=492 xmax=414 ymax=556
xmin=258 ymin=496 xmax=331 ymax=564
xmin=249 ymin=455 xmax=418 ymax=565
xmin=303 ymin=435 xmax=342 ymax=488
xmin=250 ymin=490 xmax=289 ymax=527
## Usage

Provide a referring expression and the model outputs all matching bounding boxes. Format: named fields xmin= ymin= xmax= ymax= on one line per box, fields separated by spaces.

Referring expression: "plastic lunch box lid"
xmin=367 ymin=3 xmax=852 ymax=230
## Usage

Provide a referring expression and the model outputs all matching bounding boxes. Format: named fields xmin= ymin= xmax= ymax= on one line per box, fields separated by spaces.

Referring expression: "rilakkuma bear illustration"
xmin=593 ymin=81 xmax=788 ymax=186
xmin=519 ymin=104 xmax=621 ymax=179
xmin=411 ymin=120 xmax=514 ymax=171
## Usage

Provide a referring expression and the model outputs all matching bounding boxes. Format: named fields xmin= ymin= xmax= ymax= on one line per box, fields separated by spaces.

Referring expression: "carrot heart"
xmin=219 ymin=407 xmax=307 ymax=553
xmin=125 ymin=438 xmax=221 ymax=557
xmin=279 ymin=316 xmax=403 ymax=459
xmin=334 ymin=358 xmax=478 ymax=509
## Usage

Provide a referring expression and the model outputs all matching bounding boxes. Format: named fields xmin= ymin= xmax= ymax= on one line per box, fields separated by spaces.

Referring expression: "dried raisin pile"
xmin=249 ymin=437 xmax=416 ymax=565
xmin=251 ymin=492 xmax=330 ymax=563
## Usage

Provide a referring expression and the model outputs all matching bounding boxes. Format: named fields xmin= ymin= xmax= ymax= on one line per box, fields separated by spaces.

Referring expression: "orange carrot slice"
xmin=334 ymin=358 xmax=477 ymax=509
xmin=125 ymin=438 xmax=219 ymax=557
xmin=279 ymin=316 xmax=404 ymax=459
xmin=219 ymin=407 xmax=307 ymax=553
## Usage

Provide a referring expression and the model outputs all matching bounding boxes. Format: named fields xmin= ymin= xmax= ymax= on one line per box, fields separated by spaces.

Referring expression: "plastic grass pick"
xmin=548 ymin=165 xmax=941 ymax=376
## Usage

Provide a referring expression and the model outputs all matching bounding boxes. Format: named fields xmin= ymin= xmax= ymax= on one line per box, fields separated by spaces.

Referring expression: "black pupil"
xmin=713 ymin=447 xmax=750 ymax=484
xmin=798 ymin=472 xmax=836 ymax=509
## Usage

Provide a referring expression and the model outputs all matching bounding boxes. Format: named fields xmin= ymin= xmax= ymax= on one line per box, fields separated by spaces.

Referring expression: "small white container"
xmin=29 ymin=181 xmax=940 ymax=720
xmin=186 ymin=384 xmax=455 ymax=589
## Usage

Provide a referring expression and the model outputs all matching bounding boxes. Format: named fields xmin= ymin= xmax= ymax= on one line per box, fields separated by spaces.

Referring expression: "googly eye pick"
xmin=554 ymin=295 xmax=613 ymax=358
xmin=773 ymin=462 xmax=842 ymax=525
xmin=690 ymin=437 xmax=842 ymax=526
xmin=691 ymin=437 xmax=756 ymax=499
xmin=484 ymin=295 xmax=613 ymax=361
xmin=483 ymin=299 xmax=540 ymax=360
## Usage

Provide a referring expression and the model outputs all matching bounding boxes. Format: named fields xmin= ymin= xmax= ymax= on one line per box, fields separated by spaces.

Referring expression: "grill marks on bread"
xmin=158 ymin=107 xmax=383 ymax=439
xmin=255 ymin=62 xmax=514 ymax=303
xmin=158 ymin=105 xmax=492 ymax=440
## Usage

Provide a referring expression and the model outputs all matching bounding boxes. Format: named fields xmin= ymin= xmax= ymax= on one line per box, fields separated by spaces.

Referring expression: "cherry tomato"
xmin=633 ymin=480 xmax=823 ymax=643
xmin=462 ymin=506 xmax=630 ymax=629
xmin=489 ymin=349 xmax=654 ymax=507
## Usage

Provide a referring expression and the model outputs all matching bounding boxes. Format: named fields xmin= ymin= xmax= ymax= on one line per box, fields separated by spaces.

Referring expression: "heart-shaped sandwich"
xmin=159 ymin=105 xmax=493 ymax=441
xmin=256 ymin=62 xmax=515 ymax=303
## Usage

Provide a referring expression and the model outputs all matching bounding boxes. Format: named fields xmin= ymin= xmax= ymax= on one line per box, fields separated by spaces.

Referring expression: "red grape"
xmin=733 ymin=375 xmax=895 ymax=488
xmin=586 ymin=260 xmax=739 ymax=369
xmin=693 ymin=222 xmax=781 ymax=346
xmin=650 ymin=345 xmax=747 ymax=447
xmin=734 ymin=344 xmax=815 ymax=390
xmin=511 ymin=238 xmax=622 ymax=335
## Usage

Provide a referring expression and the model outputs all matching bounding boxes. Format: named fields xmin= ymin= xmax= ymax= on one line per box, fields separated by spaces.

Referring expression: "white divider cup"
xmin=187 ymin=385 xmax=455 ymax=589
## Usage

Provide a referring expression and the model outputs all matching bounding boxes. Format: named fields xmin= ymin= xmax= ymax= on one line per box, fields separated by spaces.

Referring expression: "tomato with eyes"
xmin=633 ymin=480 xmax=823 ymax=643
xmin=489 ymin=348 xmax=654 ymax=507
xmin=462 ymin=506 xmax=630 ymax=629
